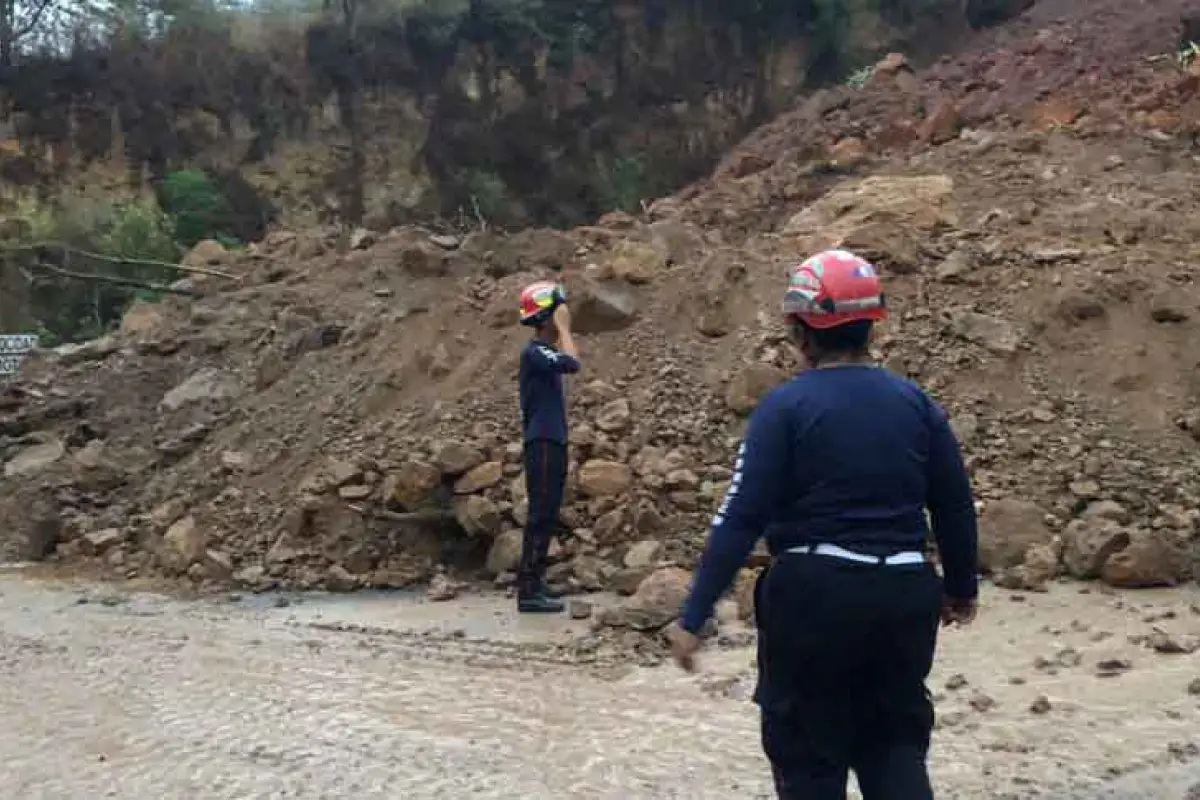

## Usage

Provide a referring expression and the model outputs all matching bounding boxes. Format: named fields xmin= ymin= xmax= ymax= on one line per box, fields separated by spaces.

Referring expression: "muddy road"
xmin=0 ymin=574 xmax=1197 ymax=799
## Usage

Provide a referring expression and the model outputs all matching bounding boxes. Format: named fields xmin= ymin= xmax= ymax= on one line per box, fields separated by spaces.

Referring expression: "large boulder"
xmin=726 ymin=364 xmax=789 ymax=415
xmin=454 ymin=461 xmax=504 ymax=495
xmin=3 ymin=437 xmax=65 ymax=478
xmin=782 ymin=175 xmax=957 ymax=274
xmin=485 ymin=529 xmax=523 ymax=576
xmin=382 ymin=461 xmax=441 ymax=510
xmin=602 ymin=566 xmax=692 ymax=631
xmin=570 ymin=280 xmax=639 ymax=334
xmin=1062 ymin=519 xmax=1130 ymax=579
xmin=434 ymin=441 xmax=485 ymax=476
xmin=1100 ymin=530 xmax=1189 ymax=588
xmin=978 ymin=499 xmax=1054 ymax=573
xmin=159 ymin=516 xmax=206 ymax=573
xmin=578 ymin=460 xmax=634 ymax=497
xmin=454 ymin=495 xmax=502 ymax=537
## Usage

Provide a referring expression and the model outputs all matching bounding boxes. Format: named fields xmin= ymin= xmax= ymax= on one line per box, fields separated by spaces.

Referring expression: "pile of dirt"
xmin=3 ymin=0 xmax=1200 ymax=626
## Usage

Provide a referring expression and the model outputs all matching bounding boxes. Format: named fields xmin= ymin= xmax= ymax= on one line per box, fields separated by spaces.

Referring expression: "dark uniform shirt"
xmin=681 ymin=365 xmax=978 ymax=633
xmin=519 ymin=340 xmax=581 ymax=444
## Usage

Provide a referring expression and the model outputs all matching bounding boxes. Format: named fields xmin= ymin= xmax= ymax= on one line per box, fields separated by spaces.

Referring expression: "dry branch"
xmin=30 ymin=261 xmax=199 ymax=296
xmin=0 ymin=241 xmax=238 ymax=279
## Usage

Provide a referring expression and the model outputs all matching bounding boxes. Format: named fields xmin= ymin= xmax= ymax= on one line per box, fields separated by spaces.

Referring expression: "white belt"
xmin=786 ymin=543 xmax=925 ymax=566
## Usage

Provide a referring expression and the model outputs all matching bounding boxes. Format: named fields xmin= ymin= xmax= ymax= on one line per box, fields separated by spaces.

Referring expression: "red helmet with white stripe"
xmin=782 ymin=250 xmax=887 ymax=330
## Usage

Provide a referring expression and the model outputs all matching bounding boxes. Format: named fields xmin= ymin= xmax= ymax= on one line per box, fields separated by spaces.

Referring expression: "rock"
xmin=997 ymin=537 xmax=1062 ymax=591
xmin=55 ymin=335 xmax=118 ymax=365
xmin=1083 ymin=500 xmax=1131 ymax=525
xmin=614 ymin=566 xmax=693 ymax=631
xmin=1147 ymin=630 xmax=1199 ymax=655
xmin=920 ymin=99 xmax=961 ymax=144
xmin=968 ymin=693 xmax=996 ymax=712
xmin=349 ymin=227 xmax=376 ymax=250
xmin=434 ymin=441 xmax=485 ymax=476
xmin=454 ymin=494 xmax=502 ymax=537
xmin=609 ymin=241 xmax=666 ymax=285
xmin=80 ymin=528 xmax=123 ymax=557
xmin=220 ymin=451 xmax=251 ymax=471
xmin=429 ymin=234 xmax=461 ymax=250
xmin=3 ymin=437 xmax=65 ymax=478
xmin=485 ymin=529 xmax=523 ymax=576
xmin=595 ymin=398 xmax=632 ymax=433
xmin=324 ymin=564 xmax=360 ymax=592
xmin=829 ymin=137 xmax=868 ymax=168
xmin=1188 ymin=677 xmax=1200 ymax=696
xmin=233 ymin=564 xmax=267 ymax=587
xmin=1029 ymin=695 xmax=1052 ymax=714
xmin=337 ymin=484 xmax=373 ymax=501
xmin=946 ymin=673 xmax=969 ymax=690
xmin=454 ymin=461 xmax=504 ymax=494
xmin=726 ymin=363 xmax=789 ymax=415
xmin=733 ymin=569 xmax=758 ymax=622
xmin=578 ymin=460 xmax=633 ymax=497
xmin=422 ymin=343 xmax=453 ymax=378
xmin=160 ymin=369 xmax=241 ymax=411
xmin=161 ymin=516 xmax=206 ymax=573
xmin=383 ymin=461 xmax=441 ymax=509
xmin=568 ymin=599 xmax=593 ymax=619
xmin=1095 ymin=658 xmax=1132 ymax=677
xmin=610 ymin=567 xmax=653 ymax=596
xmin=1101 ymin=530 xmax=1187 ymax=588
xmin=935 ymin=250 xmax=973 ymax=282
xmin=205 ymin=549 xmax=234 ymax=579
xmin=570 ymin=280 xmax=639 ymax=334
xmin=1062 ymin=520 xmax=1130 ymax=579
xmin=183 ymin=239 xmax=228 ymax=267
xmin=1150 ymin=296 xmax=1189 ymax=323
xmin=623 ymin=539 xmax=663 ymax=569
xmin=427 ymin=574 xmax=460 ymax=602
xmin=950 ymin=311 xmax=1021 ymax=355
xmin=979 ymin=499 xmax=1054 ymax=572
xmin=782 ymin=175 xmax=957 ymax=264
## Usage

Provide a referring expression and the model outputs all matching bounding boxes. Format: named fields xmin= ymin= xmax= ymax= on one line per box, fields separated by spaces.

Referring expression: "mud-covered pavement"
xmin=0 ymin=573 xmax=1197 ymax=800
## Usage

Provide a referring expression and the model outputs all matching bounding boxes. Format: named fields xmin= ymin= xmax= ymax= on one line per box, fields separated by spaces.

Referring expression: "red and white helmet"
xmin=518 ymin=281 xmax=567 ymax=327
xmin=782 ymin=249 xmax=887 ymax=330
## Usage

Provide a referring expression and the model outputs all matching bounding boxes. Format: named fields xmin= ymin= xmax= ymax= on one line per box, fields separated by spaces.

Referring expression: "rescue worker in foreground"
xmin=669 ymin=250 xmax=979 ymax=799
xmin=516 ymin=281 xmax=579 ymax=614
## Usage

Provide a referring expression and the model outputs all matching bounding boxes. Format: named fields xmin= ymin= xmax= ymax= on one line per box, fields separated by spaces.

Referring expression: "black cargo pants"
xmin=517 ymin=439 xmax=567 ymax=597
xmin=754 ymin=551 xmax=943 ymax=800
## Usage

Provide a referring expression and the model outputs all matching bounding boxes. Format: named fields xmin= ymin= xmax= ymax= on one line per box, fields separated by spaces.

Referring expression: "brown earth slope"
xmin=2 ymin=0 xmax=1199 ymax=606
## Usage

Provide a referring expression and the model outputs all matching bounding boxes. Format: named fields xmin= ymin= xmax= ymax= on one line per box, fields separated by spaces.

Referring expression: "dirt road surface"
xmin=0 ymin=572 xmax=1197 ymax=799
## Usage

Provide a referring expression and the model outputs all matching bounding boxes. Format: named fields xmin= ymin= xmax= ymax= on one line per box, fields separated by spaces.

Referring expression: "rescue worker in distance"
xmin=670 ymin=250 xmax=980 ymax=800
xmin=516 ymin=281 xmax=579 ymax=614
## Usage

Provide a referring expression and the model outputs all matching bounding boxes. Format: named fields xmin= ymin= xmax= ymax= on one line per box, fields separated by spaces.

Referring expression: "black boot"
xmin=518 ymin=592 xmax=565 ymax=613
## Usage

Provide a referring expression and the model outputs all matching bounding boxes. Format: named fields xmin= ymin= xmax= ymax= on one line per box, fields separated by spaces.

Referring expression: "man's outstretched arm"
xmin=679 ymin=396 xmax=790 ymax=634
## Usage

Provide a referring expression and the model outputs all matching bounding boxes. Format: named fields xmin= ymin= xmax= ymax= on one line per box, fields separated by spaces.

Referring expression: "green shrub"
xmin=598 ymin=154 xmax=645 ymax=214
xmin=159 ymin=169 xmax=234 ymax=247
xmin=464 ymin=169 xmax=510 ymax=220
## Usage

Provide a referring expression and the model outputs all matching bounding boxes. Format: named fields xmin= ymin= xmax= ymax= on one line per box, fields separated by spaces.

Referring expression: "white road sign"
xmin=0 ymin=334 xmax=38 ymax=376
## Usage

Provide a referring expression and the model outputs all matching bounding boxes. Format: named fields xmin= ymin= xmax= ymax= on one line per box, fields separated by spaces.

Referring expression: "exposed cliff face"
xmin=0 ymin=0 xmax=999 ymax=229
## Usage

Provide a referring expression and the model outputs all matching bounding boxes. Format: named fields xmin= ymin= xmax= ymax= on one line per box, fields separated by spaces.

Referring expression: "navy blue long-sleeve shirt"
xmin=680 ymin=365 xmax=978 ymax=634
xmin=519 ymin=340 xmax=581 ymax=444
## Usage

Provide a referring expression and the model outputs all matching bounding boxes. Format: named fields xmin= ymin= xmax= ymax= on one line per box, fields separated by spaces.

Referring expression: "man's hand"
xmin=941 ymin=596 xmax=978 ymax=627
xmin=552 ymin=302 xmax=572 ymax=331
xmin=667 ymin=621 xmax=702 ymax=672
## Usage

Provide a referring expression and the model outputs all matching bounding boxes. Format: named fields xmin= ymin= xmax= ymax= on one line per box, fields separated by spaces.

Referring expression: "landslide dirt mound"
xmin=2 ymin=0 xmax=1200 ymax=609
